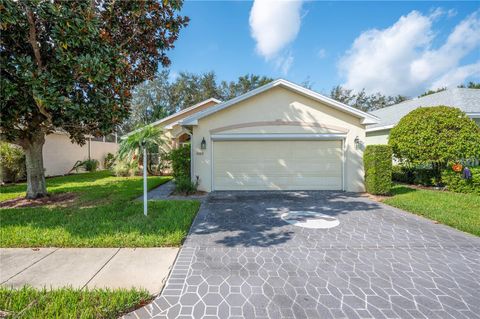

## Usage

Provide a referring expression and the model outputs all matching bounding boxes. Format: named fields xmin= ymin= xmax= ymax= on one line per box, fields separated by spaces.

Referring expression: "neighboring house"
xmin=366 ymin=88 xmax=480 ymax=145
xmin=151 ymin=79 xmax=378 ymax=192
xmin=143 ymin=98 xmax=221 ymax=151
xmin=43 ymin=131 xmax=119 ymax=176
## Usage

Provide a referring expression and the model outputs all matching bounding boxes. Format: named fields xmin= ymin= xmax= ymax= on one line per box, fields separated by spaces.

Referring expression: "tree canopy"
xmin=389 ymin=106 xmax=480 ymax=167
xmin=0 ymin=0 xmax=188 ymax=197
xmin=329 ymin=86 xmax=408 ymax=112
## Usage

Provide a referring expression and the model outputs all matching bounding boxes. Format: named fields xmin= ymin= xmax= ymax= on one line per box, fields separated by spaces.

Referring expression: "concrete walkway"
xmin=139 ymin=180 xmax=208 ymax=201
xmin=144 ymin=181 xmax=176 ymax=200
xmin=0 ymin=248 xmax=178 ymax=294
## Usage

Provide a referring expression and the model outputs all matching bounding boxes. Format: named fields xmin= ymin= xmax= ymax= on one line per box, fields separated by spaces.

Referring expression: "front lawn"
xmin=383 ymin=185 xmax=480 ymax=236
xmin=0 ymin=171 xmax=200 ymax=247
xmin=0 ymin=286 xmax=150 ymax=318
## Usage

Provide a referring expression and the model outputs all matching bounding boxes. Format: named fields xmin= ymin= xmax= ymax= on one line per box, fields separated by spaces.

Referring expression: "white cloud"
xmin=430 ymin=62 xmax=480 ymax=89
xmin=249 ymin=0 xmax=303 ymax=58
xmin=339 ymin=10 xmax=480 ymax=96
xmin=249 ymin=0 xmax=303 ymax=74
xmin=275 ymin=53 xmax=294 ymax=75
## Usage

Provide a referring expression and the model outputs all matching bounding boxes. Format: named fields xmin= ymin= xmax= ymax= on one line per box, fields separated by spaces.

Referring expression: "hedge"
xmin=364 ymin=145 xmax=392 ymax=195
xmin=441 ymin=167 xmax=480 ymax=195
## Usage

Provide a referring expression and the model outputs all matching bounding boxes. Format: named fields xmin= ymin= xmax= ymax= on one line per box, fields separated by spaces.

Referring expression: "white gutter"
xmin=366 ymin=125 xmax=394 ymax=133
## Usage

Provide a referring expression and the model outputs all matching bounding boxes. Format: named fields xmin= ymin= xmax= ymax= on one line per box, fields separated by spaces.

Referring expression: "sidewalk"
xmin=0 ymin=247 xmax=178 ymax=295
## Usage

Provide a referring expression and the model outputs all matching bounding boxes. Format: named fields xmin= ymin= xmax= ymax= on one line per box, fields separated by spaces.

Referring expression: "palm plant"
xmin=118 ymin=126 xmax=163 ymax=164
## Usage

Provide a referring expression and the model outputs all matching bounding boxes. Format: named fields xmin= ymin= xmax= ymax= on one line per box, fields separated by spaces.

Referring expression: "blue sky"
xmin=167 ymin=1 xmax=480 ymax=96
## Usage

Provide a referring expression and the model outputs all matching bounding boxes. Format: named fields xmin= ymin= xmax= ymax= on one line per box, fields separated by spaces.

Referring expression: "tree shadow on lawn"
xmin=0 ymin=171 xmax=169 ymax=203
xmin=390 ymin=185 xmax=419 ymax=195
xmin=186 ymin=191 xmax=383 ymax=248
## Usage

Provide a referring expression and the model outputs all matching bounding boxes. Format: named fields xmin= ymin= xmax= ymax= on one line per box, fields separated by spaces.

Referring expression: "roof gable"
xmin=123 ymin=98 xmax=221 ymax=138
xmin=150 ymin=97 xmax=221 ymax=128
xmin=180 ymin=79 xmax=379 ymax=126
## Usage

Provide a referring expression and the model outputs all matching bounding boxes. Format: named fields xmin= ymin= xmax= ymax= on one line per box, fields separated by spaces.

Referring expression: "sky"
xmin=166 ymin=1 xmax=480 ymax=97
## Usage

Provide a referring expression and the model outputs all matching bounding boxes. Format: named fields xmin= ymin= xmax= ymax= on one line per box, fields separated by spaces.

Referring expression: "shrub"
xmin=169 ymin=144 xmax=190 ymax=179
xmin=389 ymin=106 xmax=480 ymax=178
xmin=174 ymin=176 xmax=197 ymax=195
xmin=112 ymin=159 xmax=139 ymax=177
xmin=84 ymin=159 xmax=99 ymax=172
xmin=442 ymin=167 xmax=480 ymax=195
xmin=103 ymin=153 xmax=115 ymax=169
xmin=413 ymin=168 xmax=437 ymax=186
xmin=70 ymin=159 xmax=99 ymax=173
xmin=364 ymin=145 xmax=392 ymax=195
xmin=0 ymin=142 xmax=26 ymax=183
xmin=392 ymin=165 xmax=439 ymax=186
xmin=392 ymin=165 xmax=414 ymax=184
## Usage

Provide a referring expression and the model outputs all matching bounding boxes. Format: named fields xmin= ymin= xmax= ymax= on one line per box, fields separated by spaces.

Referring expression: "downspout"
xmin=185 ymin=129 xmax=194 ymax=183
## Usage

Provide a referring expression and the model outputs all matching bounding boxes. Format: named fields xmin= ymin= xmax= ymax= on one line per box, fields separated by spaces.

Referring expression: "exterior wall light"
xmin=200 ymin=137 xmax=207 ymax=150
xmin=354 ymin=136 xmax=360 ymax=149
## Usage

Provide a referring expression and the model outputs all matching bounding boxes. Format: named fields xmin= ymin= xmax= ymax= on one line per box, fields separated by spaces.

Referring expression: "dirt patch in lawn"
xmin=0 ymin=193 xmax=77 ymax=209
xmin=361 ymin=193 xmax=391 ymax=202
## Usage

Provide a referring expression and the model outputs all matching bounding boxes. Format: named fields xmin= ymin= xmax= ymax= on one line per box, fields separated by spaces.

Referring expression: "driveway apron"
xmin=126 ymin=191 xmax=480 ymax=319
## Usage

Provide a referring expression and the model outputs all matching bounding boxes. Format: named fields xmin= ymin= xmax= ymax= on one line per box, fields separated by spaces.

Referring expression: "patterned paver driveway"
xmin=127 ymin=191 xmax=480 ymax=319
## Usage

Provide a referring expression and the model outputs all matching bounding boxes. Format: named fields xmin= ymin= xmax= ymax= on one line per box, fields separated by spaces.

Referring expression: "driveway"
xmin=127 ymin=191 xmax=480 ymax=319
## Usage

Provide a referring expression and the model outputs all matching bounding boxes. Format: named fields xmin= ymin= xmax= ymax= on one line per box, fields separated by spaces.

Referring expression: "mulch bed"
xmin=0 ymin=193 xmax=77 ymax=209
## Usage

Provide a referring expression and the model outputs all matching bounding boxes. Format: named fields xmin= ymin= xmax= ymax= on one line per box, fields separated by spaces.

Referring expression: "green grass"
xmin=383 ymin=185 xmax=480 ymax=236
xmin=0 ymin=286 xmax=150 ymax=319
xmin=0 ymin=171 xmax=200 ymax=247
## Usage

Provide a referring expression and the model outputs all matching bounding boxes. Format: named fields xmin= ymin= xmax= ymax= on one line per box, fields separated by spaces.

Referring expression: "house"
xmin=366 ymin=88 xmax=480 ymax=145
xmin=42 ymin=131 xmax=119 ymax=176
xmin=152 ymin=79 xmax=378 ymax=192
xmin=143 ymin=98 xmax=221 ymax=151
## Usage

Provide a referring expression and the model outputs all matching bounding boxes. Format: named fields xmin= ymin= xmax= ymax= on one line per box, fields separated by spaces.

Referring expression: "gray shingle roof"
xmin=367 ymin=88 xmax=480 ymax=130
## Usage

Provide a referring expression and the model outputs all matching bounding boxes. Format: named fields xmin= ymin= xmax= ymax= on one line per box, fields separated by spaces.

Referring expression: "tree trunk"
xmin=22 ymin=134 xmax=48 ymax=199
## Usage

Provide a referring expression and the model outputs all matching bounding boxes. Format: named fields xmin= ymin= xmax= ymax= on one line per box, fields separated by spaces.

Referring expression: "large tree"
xmin=0 ymin=0 xmax=188 ymax=198
xmin=330 ymin=85 xmax=408 ymax=112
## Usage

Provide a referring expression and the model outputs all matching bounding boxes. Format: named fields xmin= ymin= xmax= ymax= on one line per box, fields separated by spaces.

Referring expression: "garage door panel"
xmin=213 ymin=140 xmax=342 ymax=190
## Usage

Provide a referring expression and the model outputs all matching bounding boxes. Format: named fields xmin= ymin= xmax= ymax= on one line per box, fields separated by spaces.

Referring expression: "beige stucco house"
xmin=43 ymin=132 xmax=119 ymax=176
xmin=159 ymin=79 xmax=378 ymax=192
xmin=366 ymin=88 xmax=480 ymax=145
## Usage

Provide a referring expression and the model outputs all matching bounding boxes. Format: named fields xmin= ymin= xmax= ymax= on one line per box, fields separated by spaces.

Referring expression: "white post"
xmin=143 ymin=146 xmax=148 ymax=216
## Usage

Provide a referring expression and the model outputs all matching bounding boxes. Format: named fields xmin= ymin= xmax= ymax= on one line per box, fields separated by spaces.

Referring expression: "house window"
xmin=91 ymin=136 xmax=104 ymax=142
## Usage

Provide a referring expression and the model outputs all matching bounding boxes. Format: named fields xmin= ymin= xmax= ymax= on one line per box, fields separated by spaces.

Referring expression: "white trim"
xmin=181 ymin=79 xmax=379 ymax=126
xmin=366 ymin=125 xmax=394 ymax=133
xmin=149 ymin=97 xmax=221 ymax=127
xmin=341 ymin=139 xmax=345 ymax=192
xmin=211 ymin=133 xmax=347 ymax=141
xmin=467 ymin=112 xmax=480 ymax=118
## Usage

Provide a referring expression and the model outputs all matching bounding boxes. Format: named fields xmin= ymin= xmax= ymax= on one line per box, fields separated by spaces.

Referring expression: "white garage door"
xmin=213 ymin=140 xmax=343 ymax=190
